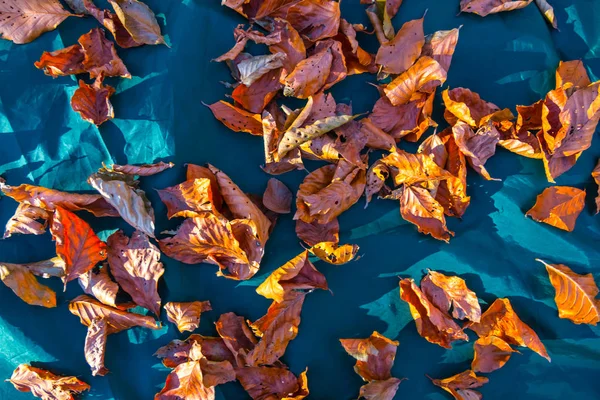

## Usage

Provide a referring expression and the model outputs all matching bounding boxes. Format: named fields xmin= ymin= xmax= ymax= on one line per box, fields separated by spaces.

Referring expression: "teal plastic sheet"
xmin=1 ymin=0 xmax=600 ymax=399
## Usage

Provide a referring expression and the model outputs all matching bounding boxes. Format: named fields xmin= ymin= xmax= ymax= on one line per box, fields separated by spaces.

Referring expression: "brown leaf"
xmin=429 ymin=370 xmax=488 ymax=400
xmin=165 ymin=301 xmax=212 ymax=333
xmin=9 ymin=364 xmax=90 ymax=400
xmin=471 ymin=335 xmax=518 ymax=373
xmin=365 ymin=159 xmax=390 ymax=207
xmin=156 ymin=360 xmax=215 ymax=400
xmin=443 ymin=87 xmax=502 ymax=128
xmin=314 ymin=39 xmax=348 ymax=91
xmin=421 ymin=28 xmax=460 ymax=74
xmin=421 ymin=270 xmax=481 ymax=322
xmin=399 ymin=278 xmax=468 ymax=348
xmin=236 ymin=366 xmax=308 ymax=400
xmin=360 ymin=118 xmax=397 ymax=152
xmin=460 ymin=0 xmax=533 ymax=17
xmin=340 ymin=331 xmax=399 ymax=381
xmin=232 ymin=67 xmax=283 ymax=114
xmin=0 ymin=181 xmax=118 ymax=217
xmin=465 ymin=298 xmax=550 ymax=361
xmin=69 ymin=294 xmax=161 ymax=333
xmin=50 ymin=206 xmax=107 ymax=284
xmin=309 ymin=242 xmax=360 ymax=265
xmin=381 ymin=149 xmax=452 ymax=186
xmin=535 ymin=0 xmax=557 ymax=28
xmin=85 ymin=317 xmax=109 ymax=376
xmin=79 ymin=27 xmax=131 ymax=78
xmin=256 ymin=251 xmax=328 ymax=302
xmin=109 ymin=161 xmax=174 ymax=176
xmin=556 ymin=60 xmax=589 ymax=89
xmin=107 ymin=230 xmax=164 ymax=315
xmin=295 ymin=218 xmax=339 ymax=246
xmin=452 ymin=121 xmax=500 ymax=180
xmin=538 ymin=259 xmax=600 ymax=325
xmin=237 ymin=53 xmax=286 ymax=87
xmin=282 ymin=48 xmax=333 ymax=98
xmin=3 ymin=203 xmax=49 ymax=238
xmin=186 ymin=164 xmax=223 ymax=210
xmin=359 ymin=377 xmax=404 ymax=400
xmin=158 ymin=178 xmax=217 ymax=218
xmin=246 ymin=291 xmax=306 ymax=366
xmin=78 ymin=265 xmax=120 ymax=308
xmin=376 ymin=17 xmax=424 ymax=75
xmin=35 ymin=45 xmax=86 ymax=78
xmin=286 ymin=0 xmax=340 ymax=42
xmin=384 ymin=56 xmax=447 ymax=106
xmin=593 ymin=159 xmax=600 ymax=214
xmin=206 ymin=101 xmax=263 ymax=136
xmin=269 ymin=18 xmax=306 ymax=73
xmin=106 ymin=0 xmax=165 ymax=45
xmin=71 ymin=75 xmax=115 ymax=126
xmin=215 ymin=312 xmax=258 ymax=367
xmin=0 ymin=0 xmax=72 ymax=44
xmin=368 ymin=93 xmax=432 ymax=141
xmin=263 ymin=178 xmax=293 ymax=214
xmin=83 ymin=0 xmax=140 ymax=48
xmin=336 ymin=19 xmax=377 ymax=75
xmin=155 ymin=334 xmax=236 ymax=368
xmin=525 ymin=186 xmax=585 ymax=232
xmin=0 ymin=261 xmax=58 ymax=307
xmin=400 ymin=186 xmax=454 ymax=242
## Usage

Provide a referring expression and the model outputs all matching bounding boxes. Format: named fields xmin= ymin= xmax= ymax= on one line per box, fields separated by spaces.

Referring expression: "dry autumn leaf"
xmin=375 ymin=16 xmax=424 ymax=75
xmin=400 ymin=185 xmax=454 ymax=243
xmin=50 ymin=206 xmax=107 ymax=285
xmin=535 ymin=0 xmax=557 ymax=28
xmin=452 ymin=121 xmax=500 ymax=181
xmin=78 ymin=265 xmax=120 ymax=308
xmin=309 ymin=242 xmax=360 ymax=265
xmin=9 ymin=364 xmax=90 ymax=400
xmin=85 ymin=317 xmax=109 ymax=376
xmin=340 ymin=331 xmax=399 ymax=381
xmin=460 ymin=0 xmax=533 ymax=17
xmin=0 ymin=0 xmax=73 ymax=44
xmin=155 ymin=358 xmax=215 ymax=400
xmin=107 ymin=230 xmax=164 ymax=315
xmin=286 ymin=0 xmax=340 ymax=42
xmin=3 ymin=203 xmax=50 ymax=239
xmin=165 ymin=301 xmax=212 ymax=333
xmin=236 ymin=366 xmax=309 ymax=400
xmin=0 ymin=258 xmax=63 ymax=307
xmin=79 ymin=27 xmax=131 ymax=79
xmin=35 ymin=45 xmax=86 ymax=78
xmin=593 ymin=159 xmax=600 ymax=213
xmin=399 ymin=278 xmax=468 ymax=348
xmin=465 ymin=298 xmax=550 ymax=361
xmin=108 ymin=161 xmax=174 ymax=176
xmin=158 ymin=178 xmax=216 ymax=218
xmin=537 ymin=259 xmax=600 ymax=325
xmin=83 ymin=0 xmax=140 ymax=48
xmin=263 ymin=178 xmax=293 ymax=214
xmin=282 ymin=48 xmax=333 ymax=98
xmin=215 ymin=312 xmax=258 ymax=367
xmin=525 ymin=186 xmax=585 ymax=232
xmin=359 ymin=378 xmax=404 ymax=400
xmin=555 ymin=60 xmax=590 ymax=89
xmin=421 ymin=270 xmax=481 ymax=323
xmin=295 ymin=218 xmax=339 ymax=247
xmin=107 ymin=0 xmax=166 ymax=46
xmin=429 ymin=370 xmax=488 ymax=400
xmin=471 ymin=335 xmax=519 ymax=373
xmin=155 ymin=334 xmax=236 ymax=368
xmin=384 ymin=56 xmax=447 ymax=106
xmin=206 ymin=101 xmax=263 ymax=135
xmin=71 ymin=75 xmax=116 ymax=126
xmin=421 ymin=27 xmax=461 ymax=75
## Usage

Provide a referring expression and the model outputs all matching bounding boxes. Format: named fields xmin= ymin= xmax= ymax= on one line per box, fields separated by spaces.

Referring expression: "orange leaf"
xmin=71 ymin=75 xmax=115 ymax=126
xmin=340 ymin=331 xmax=399 ymax=381
xmin=452 ymin=121 xmax=500 ymax=180
xmin=286 ymin=0 xmax=340 ymax=42
xmin=256 ymin=251 xmax=328 ymax=302
xmin=158 ymin=178 xmax=217 ymax=218
xmin=359 ymin=378 xmax=404 ymax=400
xmin=263 ymin=178 xmax=292 ymax=214
xmin=471 ymin=335 xmax=518 ymax=373
xmin=186 ymin=164 xmax=223 ymax=210
xmin=525 ymin=186 xmax=585 ymax=232
xmin=0 ymin=259 xmax=62 ymax=307
xmin=538 ymin=259 xmax=600 ymax=325
xmin=399 ymin=278 xmax=468 ymax=348
xmin=246 ymin=291 xmax=306 ymax=366
xmin=236 ymin=366 xmax=309 ymax=400
xmin=381 ymin=149 xmax=452 ymax=186
xmin=3 ymin=203 xmax=49 ymax=239
xmin=83 ymin=0 xmax=141 ymax=48
xmin=282 ymin=48 xmax=333 ymax=98
xmin=593 ymin=159 xmax=600 ymax=214
xmin=365 ymin=159 xmax=390 ymax=207
xmin=78 ymin=265 xmax=120 ymax=308
xmin=156 ymin=360 xmax=214 ymax=400
xmin=376 ymin=17 xmax=424 ymax=75
xmin=50 ymin=206 xmax=107 ymax=284
xmin=384 ymin=56 xmax=446 ymax=106
xmin=85 ymin=317 xmax=109 ymax=376
xmin=421 ymin=270 xmax=481 ymax=322
xmin=232 ymin=67 xmax=283 ymax=113
xmin=165 ymin=301 xmax=212 ymax=333
xmin=429 ymin=370 xmax=488 ymax=400
xmin=206 ymin=101 xmax=263 ymax=135
xmin=0 ymin=0 xmax=72 ymax=44
xmin=443 ymin=87 xmax=503 ymax=128
xmin=465 ymin=298 xmax=550 ymax=361
xmin=35 ymin=45 xmax=86 ymax=78
xmin=155 ymin=334 xmax=236 ymax=368
xmin=421 ymin=28 xmax=460 ymax=74
xmin=556 ymin=60 xmax=590 ymax=89
xmin=269 ymin=18 xmax=306 ymax=73
xmin=400 ymin=186 xmax=454 ymax=243
xmin=106 ymin=0 xmax=165 ymax=46
xmin=79 ymin=27 xmax=131 ymax=78
xmin=309 ymin=242 xmax=360 ymax=265
xmin=9 ymin=364 xmax=90 ymax=399
xmin=69 ymin=294 xmax=161 ymax=334
xmin=460 ymin=0 xmax=533 ymax=17
xmin=215 ymin=312 xmax=258 ymax=367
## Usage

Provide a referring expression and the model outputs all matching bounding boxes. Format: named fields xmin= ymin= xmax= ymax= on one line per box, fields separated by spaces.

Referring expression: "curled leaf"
xmin=35 ymin=45 xmax=86 ymax=77
xmin=85 ymin=317 xmax=109 ymax=376
xmin=156 ymin=360 xmax=214 ymax=400
xmin=375 ymin=17 xmax=424 ymax=75
xmin=282 ymin=48 xmax=333 ymax=98
xmin=538 ymin=259 xmax=600 ymax=325
xmin=429 ymin=370 xmax=488 ymax=400
xmin=79 ymin=27 xmax=131 ymax=78
xmin=472 ymin=335 xmax=518 ymax=373
xmin=0 ymin=0 xmax=72 ymax=44
xmin=165 ymin=301 xmax=212 ymax=333
xmin=158 ymin=178 xmax=216 ymax=218
xmin=296 ymin=218 xmax=339 ymax=247
xmin=155 ymin=334 xmax=236 ymax=368
xmin=71 ymin=75 xmax=115 ymax=126
xmin=236 ymin=366 xmax=308 ymax=400
xmin=107 ymin=0 xmax=166 ymax=45
xmin=215 ymin=312 xmax=257 ymax=367
xmin=421 ymin=270 xmax=481 ymax=322
xmin=78 ymin=265 xmax=120 ymax=308
xmin=109 ymin=161 xmax=174 ymax=176
xmin=555 ymin=60 xmax=590 ymax=89
xmin=460 ymin=0 xmax=533 ymax=17
xmin=400 ymin=186 xmax=454 ymax=243
xmin=0 ymin=261 xmax=57 ymax=307
xmin=340 ymin=331 xmax=399 ymax=381
xmin=233 ymin=67 xmax=283 ymax=114
xmin=525 ymin=186 xmax=585 ymax=232
xmin=9 ymin=364 xmax=90 ymax=400
xmin=286 ymin=0 xmax=340 ymax=41
xmin=359 ymin=377 xmax=403 ymax=400
xmin=421 ymin=28 xmax=460 ymax=74
xmin=237 ymin=53 xmax=285 ymax=86
xmin=452 ymin=121 xmax=500 ymax=180
xmin=263 ymin=178 xmax=292 ymax=214
xmin=83 ymin=0 xmax=140 ymax=48
xmin=309 ymin=242 xmax=359 ymax=265
xmin=384 ymin=57 xmax=446 ymax=106
xmin=3 ymin=204 xmax=49 ymax=239
xmin=443 ymin=87 xmax=502 ymax=128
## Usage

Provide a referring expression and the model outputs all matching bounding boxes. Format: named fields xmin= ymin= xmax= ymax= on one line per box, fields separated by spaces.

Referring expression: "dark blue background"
xmin=0 ymin=0 xmax=599 ymax=398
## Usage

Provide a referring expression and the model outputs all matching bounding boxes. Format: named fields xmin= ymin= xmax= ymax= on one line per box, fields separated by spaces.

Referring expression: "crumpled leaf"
xmin=79 ymin=27 xmax=131 ymax=78
xmin=535 ymin=0 xmax=557 ymax=28
xmin=50 ymin=206 xmax=107 ymax=284
xmin=0 ymin=0 xmax=72 ymax=44
xmin=295 ymin=218 xmax=339 ymax=247
xmin=443 ymin=87 xmax=511 ymax=128
xmin=108 ymin=161 xmax=174 ymax=176
xmin=421 ymin=28 xmax=460 ymax=74
xmin=465 ymin=298 xmax=550 ymax=361
xmin=234 ymin=67 xmax=283 ymax=114
xmin=375 ymin=16 xmax=424 ymax=75
xmin=269 ymin=18 xmax=306 ymax=73
xmin=429 ymin=370 xmax=488 ymax=400
xmin=107 ymin=230 xmax=164 ymax=315
xmin=340 ymin=331 xmax=399 ymax=381
xmin=359 ymin=377 xmax=403 ymax=400
xmin=71 ymin=75 xmax=115 ymax=126
xmin=236 ymin=366 xmax=309 ymax=400
xmin=207 ymin=101 xmax=264 ymax=136
xmin=381 ymin=149 xmax=452 ymax=186
xmin=309 ymin=242 xmax=360 ymax=265
xmin=538 ymin=259 xmax=600 ymax=325
xmin=400 ymin=186 xmax=454 ymax=243
xmin=525 ymin=186 xmax=585 ymax=232
xmin=421 ymin=270 xmax=481 ymax=322
xmin=460 ymin=0 xmax=533 ymax=17
xmin=453 ymin=120 xmax=501 ymax=180
xmin=85 ymin=317 xmax=109 ymax=376
xmin=384 ymin=56 xmax=446 ymax=106
xmin=165 ymin=301 xmax=212 ymax=333
xmin=593 ymin=159 xmax=600 ymax=214
xmin=3 ymin=203 xmax=50 ymax=239
xmin=215 ymin=312 xmax=258 ymax=367
xmin=0 ymin=259 xmax=61 ymax=307
xmin=0 ymin=181 xmax=118 ymax=217
xmin=365 ymin=159 xmax=390 ymax=207
xmin=246 ymin=291 xmax=306 ymax=366
xmin=237 ymin=53 xmax=285 ymax=86
xmin=256 ymin=251 xmax=328 ymax=302
xmin=34 ymin=45 xmax=86 ymax=78
xmin=69 ymin=294 xmax=161 ymax=333
xmin=83 ymin=0 xmax=140 ymax=48
xmin=186 ymin=164 xmax=223 ymax=210
xmin=471 ymin=335 xmax=518 ymax=373
xmin=158 ymin=178 xmax=216 ymax=218
xmin=399 ymin=278 xmax=468 ymax=348
xmin=107 ymin=0 xmax=166 ymax=45
xmin=156 ymin=359 xmax=215 ymax=400
xmin=78 ymin=265 xmax=120 ymax=308
xmin=263 ymin=178 xmax=292 ymax=214
xmin=155 ymin=334 xmax=236 ymax=368
xmin=9 ymin=364 xmax=90 ymax=400
xmin=88 ymin=169 xmax=155 ymax=237
xmin=555 ymin=60 xmax=590 ymax=89
xmin=282 ymin=48 xmax=333 ymax=98
xmin=286 ymin=0 xmax=340 ymax=42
